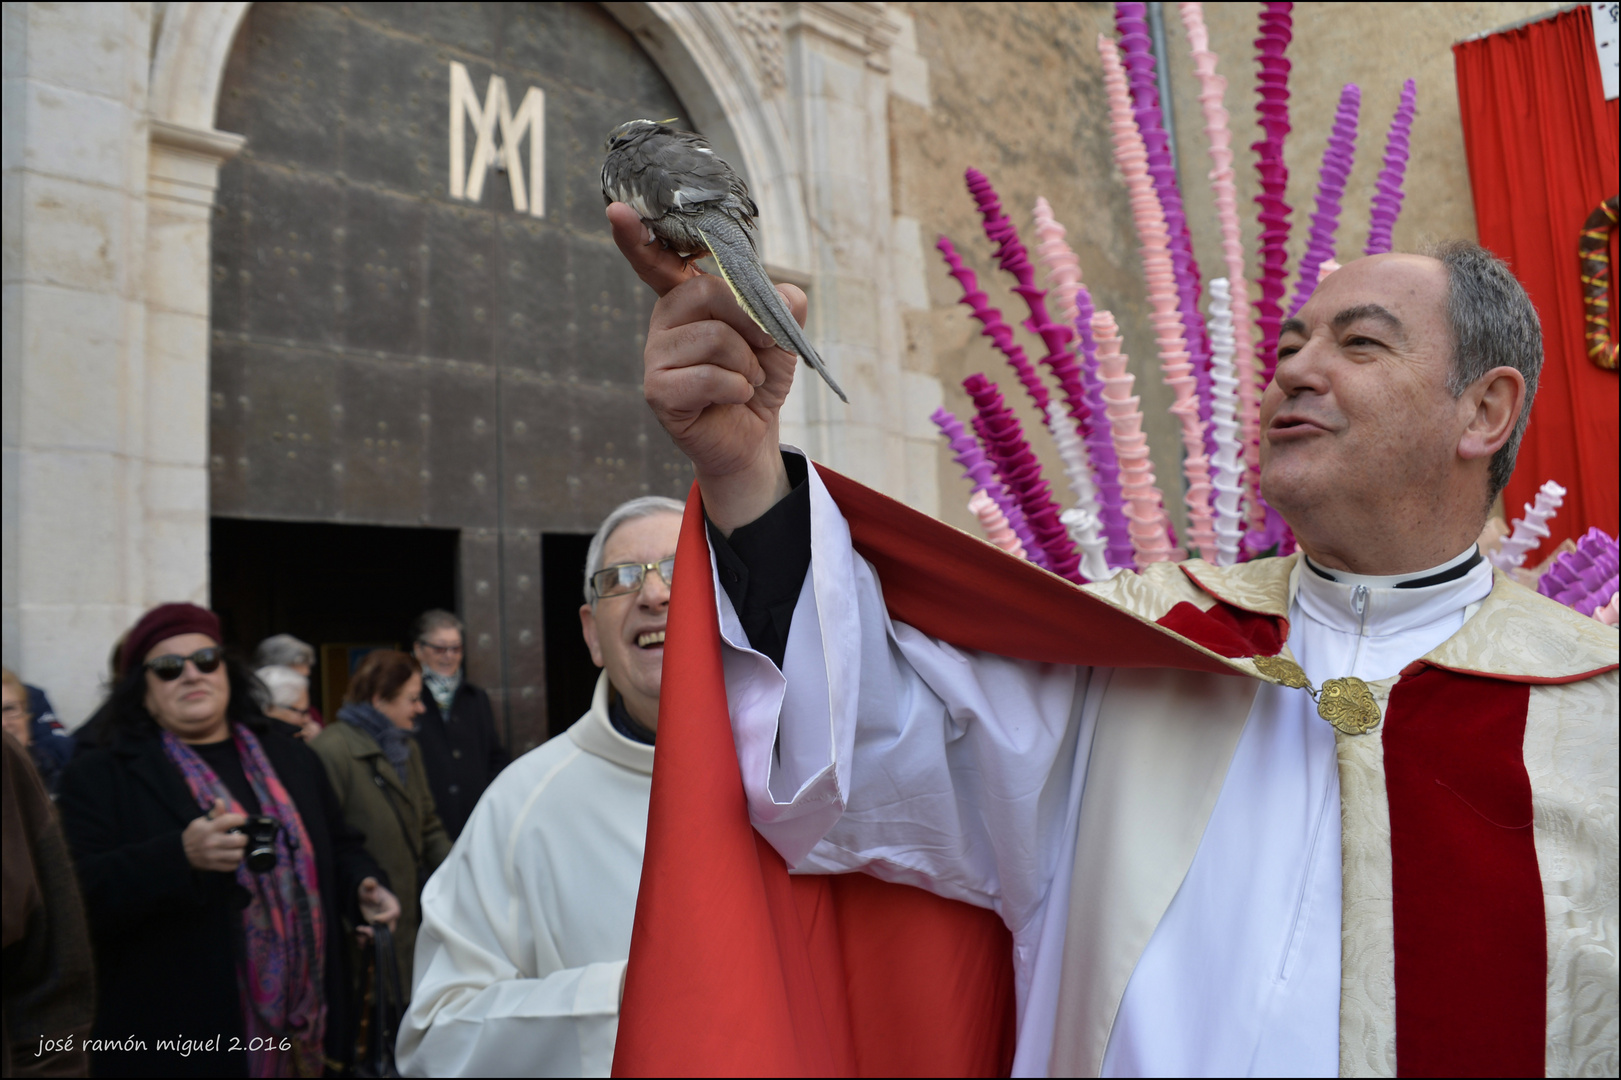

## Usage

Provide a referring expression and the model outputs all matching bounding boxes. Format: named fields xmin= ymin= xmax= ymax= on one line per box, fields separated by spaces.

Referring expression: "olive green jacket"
xmin=311 ymin=720 xmax=451 ymax=992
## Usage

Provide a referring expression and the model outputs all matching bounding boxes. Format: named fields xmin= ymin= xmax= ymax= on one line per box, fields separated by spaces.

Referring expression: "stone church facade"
xmin=4 ymin=1 xmax=1550 ymax=746
xmin=6 ymin=1 xmax=944 ymax=749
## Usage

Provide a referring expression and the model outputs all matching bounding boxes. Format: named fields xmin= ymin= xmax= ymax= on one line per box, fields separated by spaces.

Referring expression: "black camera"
xmin=232 ymin=815 xmax=281 ymax=874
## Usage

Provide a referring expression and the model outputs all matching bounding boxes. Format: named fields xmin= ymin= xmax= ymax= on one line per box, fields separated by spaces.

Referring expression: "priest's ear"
xmin=1456 ymin=365 xmax=1525 ymax=464
xmin=579 ymin=604 xmax=606 ymax=668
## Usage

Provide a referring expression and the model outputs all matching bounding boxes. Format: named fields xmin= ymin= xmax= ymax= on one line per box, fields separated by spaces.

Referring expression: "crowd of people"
xmin=1 ymin=496 xmax=676 ymax=1078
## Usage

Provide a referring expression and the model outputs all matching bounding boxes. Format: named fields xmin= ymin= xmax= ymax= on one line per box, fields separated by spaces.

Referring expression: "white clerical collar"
xmin=1290 ymin=545 xmax=1494 ymax=639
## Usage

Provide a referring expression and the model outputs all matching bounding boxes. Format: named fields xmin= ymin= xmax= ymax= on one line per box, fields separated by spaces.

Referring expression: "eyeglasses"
xmin=417 ymin=640 xmax=463 ymax=657
xmin=145 ymin=647 xmax=224 ymax=681
xmin=591 ymin=556 xmax=676 ymax=600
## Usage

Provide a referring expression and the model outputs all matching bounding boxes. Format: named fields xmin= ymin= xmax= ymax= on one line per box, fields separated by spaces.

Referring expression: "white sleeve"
xmin=398 ymin=803 xmax=623 ymax=1078
xmin=718 ymin=455 xmax=1094 ymax=930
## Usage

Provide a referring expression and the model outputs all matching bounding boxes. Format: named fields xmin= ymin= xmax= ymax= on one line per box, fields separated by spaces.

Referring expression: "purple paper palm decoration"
xmin=1289 ymin=83 xmax=1360 ymax=317
xmin=1366 ymin=79 xmax=1417 ymax=256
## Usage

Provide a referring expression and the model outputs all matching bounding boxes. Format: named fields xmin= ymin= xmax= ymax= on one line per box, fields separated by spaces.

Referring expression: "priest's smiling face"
xmin=1258 ymin=253 xmax=1524 ymax=575
xmin=579 ymin=511 xmax=683 ymax=732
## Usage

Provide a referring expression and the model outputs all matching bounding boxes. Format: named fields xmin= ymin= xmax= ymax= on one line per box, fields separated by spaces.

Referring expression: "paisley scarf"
xmin=162 ymin=725 xmax=326 ymax=1078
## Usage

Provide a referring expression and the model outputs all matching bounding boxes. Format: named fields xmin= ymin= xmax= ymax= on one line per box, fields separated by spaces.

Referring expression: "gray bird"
xmin=602 ymin=119 xmax=847 ymax=402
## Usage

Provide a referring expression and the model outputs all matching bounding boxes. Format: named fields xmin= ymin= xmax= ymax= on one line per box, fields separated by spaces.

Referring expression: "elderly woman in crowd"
xmin=57 ymin=603 xmax=401 ymax=1078
xmin=257 ymin=664 xmax=319 ymax=741
xmin=311 ymin=650 xmax=450 ymax=997
xmin=256 ymin=634 xmax=323 ymax=729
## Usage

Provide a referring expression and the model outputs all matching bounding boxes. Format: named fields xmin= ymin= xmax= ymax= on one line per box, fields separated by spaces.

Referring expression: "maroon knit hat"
xmin=120 ymin=603 xmax=223 ymax=677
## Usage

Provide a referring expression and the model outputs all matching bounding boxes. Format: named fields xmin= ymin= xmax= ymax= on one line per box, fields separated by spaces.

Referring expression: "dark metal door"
xmin=209 ymin=2 xmax=695 ymax=753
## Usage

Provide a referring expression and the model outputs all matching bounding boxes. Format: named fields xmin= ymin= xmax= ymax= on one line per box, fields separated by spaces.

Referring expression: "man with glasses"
xmin=400 ymin=496 xmax=683 ymax=1077
xmin=411 ymin=609 xmax=507 ymax=840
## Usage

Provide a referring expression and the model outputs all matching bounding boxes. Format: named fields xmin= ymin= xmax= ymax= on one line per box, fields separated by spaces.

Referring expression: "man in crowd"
xmin=399 ymin=496 xmax=683 ymax=1076
xmin=410 ymin=610 xmax=507 ymax=840
xmin=606 ymin=196 xmax=1617 ymax=1077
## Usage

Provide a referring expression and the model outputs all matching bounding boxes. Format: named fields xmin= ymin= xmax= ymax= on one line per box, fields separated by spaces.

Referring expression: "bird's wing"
xmin=601 ymin=135 xmax=726 ymax=222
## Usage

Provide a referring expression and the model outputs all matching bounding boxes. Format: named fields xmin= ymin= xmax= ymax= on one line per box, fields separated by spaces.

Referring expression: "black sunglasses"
xmin=144 ymin=647 xmax=224 ymax=681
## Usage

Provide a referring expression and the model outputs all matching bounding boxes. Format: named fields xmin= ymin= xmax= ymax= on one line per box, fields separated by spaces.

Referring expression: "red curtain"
xmin=1455 ymin=5 xmax=1620 ymax=553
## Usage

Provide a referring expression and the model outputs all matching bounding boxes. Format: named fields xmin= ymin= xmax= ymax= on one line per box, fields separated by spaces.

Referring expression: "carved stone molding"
xmin=781 ymin=1 xmax=900 ymax=71
xmin=719 ymin=2 xmax=786 ymax=94
xmin=148 ymin=119 xmax=246 ymax=206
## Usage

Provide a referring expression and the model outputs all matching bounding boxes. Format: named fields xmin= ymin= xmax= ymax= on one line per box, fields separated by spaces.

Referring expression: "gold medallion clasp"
xmin=1253 ymin=655 xmax=1311 ymax=689
xmin=1317 ymin=677 xmax=1382 ymax=735
xmin=1251 ymin=657 xmax=1382 ymax=735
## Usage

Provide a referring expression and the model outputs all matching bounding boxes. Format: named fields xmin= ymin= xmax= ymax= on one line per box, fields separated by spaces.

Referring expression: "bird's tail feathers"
xmin=695 ymin=211 xmax=849 ymax=403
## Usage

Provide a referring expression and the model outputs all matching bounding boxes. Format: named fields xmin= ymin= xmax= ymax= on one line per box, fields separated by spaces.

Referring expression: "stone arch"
xmin=600 ymin=3 xmax=810 ymax=274
xmin=147 ymin=2 xmax=809 ymax=270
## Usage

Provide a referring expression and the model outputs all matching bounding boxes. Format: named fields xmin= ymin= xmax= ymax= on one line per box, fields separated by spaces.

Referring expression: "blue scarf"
xmin=338 ymin=702 xmax=413 ymax=781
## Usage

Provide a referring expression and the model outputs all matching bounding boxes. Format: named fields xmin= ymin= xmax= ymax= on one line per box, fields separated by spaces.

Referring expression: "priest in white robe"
xmin=398 ymin=497 xmax=684 ymax=1078
xmin=606 ymin=199 xmax=1618 ymax=1079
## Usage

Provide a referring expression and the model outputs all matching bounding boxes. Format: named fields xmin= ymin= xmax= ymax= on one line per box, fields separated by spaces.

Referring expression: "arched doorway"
xmin=206 ymin=2 xmax=698 ymax=751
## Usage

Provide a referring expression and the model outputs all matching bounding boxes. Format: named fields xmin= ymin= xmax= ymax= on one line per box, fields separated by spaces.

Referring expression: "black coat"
xmin=413 ymin=681 xmax=507 ymax=839
xmin=56 ymin=720 xmax=384 ymax=1077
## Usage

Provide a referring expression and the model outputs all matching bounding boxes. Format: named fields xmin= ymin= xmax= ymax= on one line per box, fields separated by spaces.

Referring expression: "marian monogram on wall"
xmin=448 ymin=61 xmax=546 ymax=217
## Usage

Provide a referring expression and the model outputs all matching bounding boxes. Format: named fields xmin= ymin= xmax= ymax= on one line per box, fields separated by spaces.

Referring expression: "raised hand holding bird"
xmin=601 ymin=119 xmax=848 ymax=402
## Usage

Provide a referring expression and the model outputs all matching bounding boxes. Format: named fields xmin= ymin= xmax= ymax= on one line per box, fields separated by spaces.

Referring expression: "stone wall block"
xmin=17 ymin=449 xmax=128 ymax=605
xmin=901 ymin=369 xmax=942 ymax=442
xmin=140 ymin=500 xmax=210 ymax=606
xmin=902 ymin=435 xmax=938 ymax=516
xmin=20 ymin=82 xmax=137 ymax=190
xmin=18 ymin=283 xmax=127 ymax=452
xmin=829 ymin=275 xmax=879 ymax=347
xmin=1 ymin=446 xmax=17 ymax=604
xmin=886 ymin=10 xmax=929 ymax=108
xmin=18 ymin=172 xmax=133 ymax=293
xmin=2 ymin=70 xmax=24 ymax=172
xmin=144 ymin=311 xmax=209 ymax=468
xmin=23 ymin=1 xmax=150 ymax=102
xmin=2 ymin=157 xmax=23 ymax=286
xmin=2 ymin=4 xmax=27 ymax=81
xmin=13 ymin=602 xmax=140 ymax=729
xmin=890 ymin=215 xmax=930 ymax=311
xmin=144 ymin=195 xmax=213 ymax=317
xmin=834 ymin=420 xmax=886 ymax=489
xmin=2 ymin=284 xmax=19 ymax=447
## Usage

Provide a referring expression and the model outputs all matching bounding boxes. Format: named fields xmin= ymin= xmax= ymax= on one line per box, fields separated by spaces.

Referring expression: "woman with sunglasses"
xmin=56 ymin=603 xmax=402 ymax=1078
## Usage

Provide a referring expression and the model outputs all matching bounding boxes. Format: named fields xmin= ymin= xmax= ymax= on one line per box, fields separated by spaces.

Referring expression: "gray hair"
xmin=1426 ymin=240 xmax=1543 ymax=500
xmin=583 ymin=495 xmax=686 ymax=603
xmin=255 ymin=633 xmax=314 ymax=669
xmin=413 ymin=609 xmax=464 ymax=642
xmin=255 ymin=665 xmax=308 ymax=709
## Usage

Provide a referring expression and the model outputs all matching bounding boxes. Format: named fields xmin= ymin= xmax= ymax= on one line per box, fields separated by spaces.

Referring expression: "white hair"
xmin=255 ymin=665 xmax=308 ymax=709
xmin=583 ymin=495 xmax=686 ymax=603
xmin=255 ymin=633 xmax=314 ymax=669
